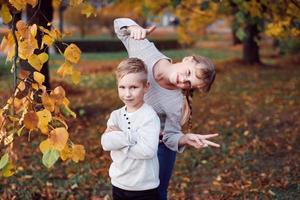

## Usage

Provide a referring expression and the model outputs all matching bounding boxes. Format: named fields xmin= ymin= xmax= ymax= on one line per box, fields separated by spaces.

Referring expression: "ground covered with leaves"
xmin=0 ymin=52 xmax=299 ymax=199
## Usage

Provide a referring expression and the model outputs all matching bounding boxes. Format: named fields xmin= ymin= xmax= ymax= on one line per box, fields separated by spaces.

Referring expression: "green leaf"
xmin=236 ymin=28 xmax=246 ymax=41
xmin=42 ymin=149 xmax=59 ymax=168
xmin=200 ymin=1 xmax=209 ymax=11
xmin=0 ymin=153 xmax=9 ymax=170
xmin=235 ymin=11 xmax=245 ymax=24
xmin=171 ymin=0 xmax=181 ymax=8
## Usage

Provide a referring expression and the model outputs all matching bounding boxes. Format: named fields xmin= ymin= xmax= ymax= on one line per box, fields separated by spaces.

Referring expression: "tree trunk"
xmin=26 ymin=0 xmax=53 ymax=90
xmin=59 ymin=2 xmax=68 ymax=33
xmin=243 ymin=23 xmax=260 ymax=64
xmin=59 ymin=6 xmax=64 ymax=33
xmin=232 ymin=18 xmax=242 ymax=45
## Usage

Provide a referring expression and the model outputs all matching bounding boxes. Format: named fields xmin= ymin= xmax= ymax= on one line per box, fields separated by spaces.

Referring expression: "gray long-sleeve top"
xmin=114 ymin=18 xmax=185 ymax=152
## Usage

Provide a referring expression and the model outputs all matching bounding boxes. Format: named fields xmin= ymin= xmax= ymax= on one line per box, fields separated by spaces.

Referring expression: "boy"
xmin=101 ymin=58 xmax=160 ymax=200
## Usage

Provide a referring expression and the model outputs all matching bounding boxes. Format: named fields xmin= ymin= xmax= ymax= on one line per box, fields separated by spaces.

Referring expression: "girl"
xmin=114 ymin=18 xmax=220 ymax=200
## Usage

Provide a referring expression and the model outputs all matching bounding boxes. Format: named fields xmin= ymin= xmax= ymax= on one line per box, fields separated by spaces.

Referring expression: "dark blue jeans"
xmin=158 ymin=143 xmax=177 ymax=200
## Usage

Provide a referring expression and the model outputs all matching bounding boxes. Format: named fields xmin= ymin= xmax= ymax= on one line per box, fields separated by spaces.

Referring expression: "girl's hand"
xmin=179 ymin=133 xmax=220 ymax=149
xmin=127 ymin=25 xmax=156 ymax=40
xmin=105 ymin=125 xmax=121 ymax=133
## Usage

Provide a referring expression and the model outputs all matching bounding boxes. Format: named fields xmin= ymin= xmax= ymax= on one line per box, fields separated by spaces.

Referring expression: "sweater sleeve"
xmin=126 ymin=114 xmax=160 ymax=160
xmin=162 ymin=109 xmax=186 ymax=153
xmin=101 ymin=111 xmax=136 ymax=151
xmin=113 ymin=18 xmax=154 ymax=58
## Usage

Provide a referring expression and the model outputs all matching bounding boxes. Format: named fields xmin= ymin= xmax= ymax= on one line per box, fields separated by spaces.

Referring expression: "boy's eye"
xmin=130 ymin=86 xmax=138 ymax=89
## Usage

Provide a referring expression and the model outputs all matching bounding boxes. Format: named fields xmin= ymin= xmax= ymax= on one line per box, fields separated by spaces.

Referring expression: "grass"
xmin=49 ymin=47 xmax=241 ymax=62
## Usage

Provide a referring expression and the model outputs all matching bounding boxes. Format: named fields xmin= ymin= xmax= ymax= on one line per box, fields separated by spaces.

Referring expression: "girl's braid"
xmin=185 ymin=89 xmax=194 ymax=133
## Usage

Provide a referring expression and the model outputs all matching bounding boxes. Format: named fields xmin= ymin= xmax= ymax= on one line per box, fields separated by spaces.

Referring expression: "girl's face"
xmin=118 ymin=72 xmax=149 ymax=112
xmin=169 ymin=56 xmax=204 ymax=90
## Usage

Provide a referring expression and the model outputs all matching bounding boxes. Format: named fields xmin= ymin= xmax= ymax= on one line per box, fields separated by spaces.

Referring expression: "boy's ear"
xmin=144 ymin=82 xmax=150 ymax=92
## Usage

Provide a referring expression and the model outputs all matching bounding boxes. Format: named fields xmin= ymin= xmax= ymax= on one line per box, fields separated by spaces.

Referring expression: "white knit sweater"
xmin=101 ymin=103 xmax=160 ymax=191
xmin=114 ymin=18 xmax=185 ymax=152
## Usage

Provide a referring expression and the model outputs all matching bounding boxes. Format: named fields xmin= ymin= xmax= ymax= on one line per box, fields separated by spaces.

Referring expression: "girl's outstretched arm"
xmin=178 ymin=133 xmax=220 ymax=149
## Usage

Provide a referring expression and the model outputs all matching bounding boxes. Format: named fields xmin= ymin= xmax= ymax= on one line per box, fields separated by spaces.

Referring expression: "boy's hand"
xmin=105 ymin=125 xmax=121 ymax=133
xmin=127 ymin=25 xmax=156 ymax=40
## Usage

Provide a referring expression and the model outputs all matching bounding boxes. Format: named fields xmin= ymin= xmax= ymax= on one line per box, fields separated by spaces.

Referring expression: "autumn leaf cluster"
xmin=0 ymin=0 xmax=97 ymax=177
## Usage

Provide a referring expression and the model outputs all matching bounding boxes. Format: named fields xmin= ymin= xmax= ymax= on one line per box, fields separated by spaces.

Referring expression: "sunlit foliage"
xmin=0 ymin=0 xmax=96 ymax=176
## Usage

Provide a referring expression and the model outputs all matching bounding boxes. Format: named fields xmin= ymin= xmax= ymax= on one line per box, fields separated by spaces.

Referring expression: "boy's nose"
xmin=125 ymin=89 xmax=131 ymax=97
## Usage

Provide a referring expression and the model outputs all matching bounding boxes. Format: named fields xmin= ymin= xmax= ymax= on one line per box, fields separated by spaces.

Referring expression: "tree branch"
xmin=290 ymin=0 xmax=300 ymax=11
xmin=11 ymin=15 xmax=19 ymax=91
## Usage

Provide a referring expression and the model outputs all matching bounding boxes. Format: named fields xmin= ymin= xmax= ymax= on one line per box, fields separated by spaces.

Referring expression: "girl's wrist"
xmin=178 ymin=135 xmax=187 ymax=146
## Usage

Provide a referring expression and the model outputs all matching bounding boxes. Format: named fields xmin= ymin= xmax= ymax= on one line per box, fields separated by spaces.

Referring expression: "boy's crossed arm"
xmin=101 ymin=113 xmax=160 ymax=159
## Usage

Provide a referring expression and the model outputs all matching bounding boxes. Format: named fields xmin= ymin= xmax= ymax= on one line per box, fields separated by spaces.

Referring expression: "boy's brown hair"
xmin=116 ymin=58 xmax=148 ymax=84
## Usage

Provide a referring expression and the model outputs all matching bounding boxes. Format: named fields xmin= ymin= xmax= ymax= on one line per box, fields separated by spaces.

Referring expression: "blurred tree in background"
xmin=142 ymin=0 xmax=300 ymax=64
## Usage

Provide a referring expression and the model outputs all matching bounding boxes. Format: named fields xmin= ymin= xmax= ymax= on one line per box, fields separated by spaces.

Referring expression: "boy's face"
xmin=118 ymin=72 xmax=149 ymax=112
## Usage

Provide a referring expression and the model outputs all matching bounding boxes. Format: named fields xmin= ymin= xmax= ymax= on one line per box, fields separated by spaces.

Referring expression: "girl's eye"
xmin=119 ymin=86 xmax=125 ymax=89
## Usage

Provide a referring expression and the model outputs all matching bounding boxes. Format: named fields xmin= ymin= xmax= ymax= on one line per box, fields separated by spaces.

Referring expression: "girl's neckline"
xmin=152 ymin=58 xmax=181 ymax=93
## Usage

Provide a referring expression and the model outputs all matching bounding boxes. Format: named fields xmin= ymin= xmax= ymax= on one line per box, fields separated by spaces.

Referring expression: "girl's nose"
xmin=181 ymin=75 xmax=188 ymax=83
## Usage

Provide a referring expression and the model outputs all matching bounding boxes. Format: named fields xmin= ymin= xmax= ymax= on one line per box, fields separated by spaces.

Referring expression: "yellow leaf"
xmin=69 ymin=0 xmax=83 ymax=7
xmin=50 ymin=86 xmax=65 ymax=105
xmin=42 ymin=35 xmax=54 ymax=48
xmin=38 ymin=52 xmax=49 ymax=64
xmin=49 ymin=128 xmax=69 ymax=151
xmin=28 ymin=54 xmax=43 ymax=71
xmin=50 ymin=29 xmax=62 ymax=40
xmin=71 ymin=70 xmax=81 ymax=85
xmin=4 ymin=134 xmax=13 ymax=146
xmin=17 ymin=81 xmax=26 ymax=91
xmin=81 ymin=3 xmax=96 ymax=18
xmin=42 ymin=93 xmax=55 ymax=112
xmin=60 ymin=145 xmax=72 ymax=161
xmin=33 ymin=71 xmax=45 ymax=85
xmin=16 ymin=20 xmax=28 ymax=37
xmin=2 ymin=162 xmax=15 ymax=177
xmin=39 ymin=26 xmax=51 ymax=35
xmin=63 ymin=97 xmax=70 ymax=106
xmin=0 ymin=32 xmax=15 ymax=61
xmin=24 ymin=111 xmax=38 ymax=130
xmin=32 ymin=83 xmax=39 ymax=90
xmin=63 ymin=97 xmax=77 ymax=118
xmin=1 ymin=4 xmax=12 ymax=24
xmin=19 ymin=37 xmax=38 ymax=60
xmin=39 ymin=139 xmax=51 ymax=153
xmin=37 ymin=109 xmax=52 ymax=134
xmin=9 ymin=0 xmax=26 ymax=11
xmin=0 ymin=110 xmax=4 ymax=126
xmin=71 ymin=144 xmax=85 ymax=162
xmin=30 ymin=24 xmax=37 ymax=37
xmin=57 ymin=61 xmax=73 ymax=77
xmin=64 ymin=43 xmax=81 ymax=64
